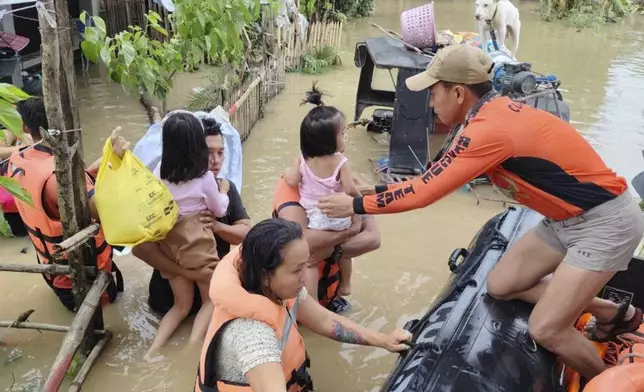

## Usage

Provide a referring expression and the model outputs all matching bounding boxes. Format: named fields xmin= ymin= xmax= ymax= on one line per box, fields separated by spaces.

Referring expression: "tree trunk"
xmin=38 ymin=0 xmax=105 ymax=361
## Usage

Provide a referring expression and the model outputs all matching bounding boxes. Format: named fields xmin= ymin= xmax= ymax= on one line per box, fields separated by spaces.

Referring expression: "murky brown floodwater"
xmin=2 ymin=0 xmax=644 ymax=390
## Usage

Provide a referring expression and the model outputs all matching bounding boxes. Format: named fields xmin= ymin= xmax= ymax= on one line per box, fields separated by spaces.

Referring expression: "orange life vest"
xmin=271 ymin=178 xmax=340 ymax=309
xmin=582 ymin=362 xmax=644 ymax=391
xmin=195 ymin=247 xmax=313 ymax=392
xmin=8 ymin=145 xmax=123 ymax=311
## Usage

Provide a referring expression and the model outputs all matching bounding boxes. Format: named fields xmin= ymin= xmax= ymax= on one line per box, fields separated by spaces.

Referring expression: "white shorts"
xmin=306 ymin=207 xmax=352 ymax=231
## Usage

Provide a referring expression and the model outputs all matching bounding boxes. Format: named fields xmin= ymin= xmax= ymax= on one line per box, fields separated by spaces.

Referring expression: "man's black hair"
xmin=201 ymin=117 xmax=222 ymax=137
xmin=16 ymin=97 xmax=48 ymax=140
xmin=441 ymin=80 xmax=494 ymax=98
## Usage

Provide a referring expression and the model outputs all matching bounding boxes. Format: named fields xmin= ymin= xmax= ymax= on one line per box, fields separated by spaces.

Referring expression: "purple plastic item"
xmin=400 ymin=2 xmax=437 ymax=50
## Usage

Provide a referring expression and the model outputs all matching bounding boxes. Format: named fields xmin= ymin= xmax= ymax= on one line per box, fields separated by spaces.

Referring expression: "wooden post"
xmin=42 ymin=272 xmax=111 ymax=392
xmin=38 ymin=0 xmax=105 ymax=369
xmin=53 ymin=0 xmax=97 ymax=315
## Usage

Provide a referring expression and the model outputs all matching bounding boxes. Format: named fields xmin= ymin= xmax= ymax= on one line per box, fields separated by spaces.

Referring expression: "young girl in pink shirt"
xmin=145 ymin=112 xmax=229 ymax=360
xmin=283 ymin=84 xmax=360 ymax=296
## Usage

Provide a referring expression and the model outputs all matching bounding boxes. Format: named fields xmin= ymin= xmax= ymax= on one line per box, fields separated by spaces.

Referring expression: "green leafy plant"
xmin=80 ymin=11 xmax=181 ymax=115
xmin=80 ymin=0 xmax=263 ymax=115
xmin=172 ymin=0 xmax=261 ymax=71
xmin=539 ymin=0 xmax=634 ymax=24
xmin=292 ymin=45 xmax=341 ymax=75
xmin=185 ymin=65 xmax=241 ymax=110
xmin=0 ymin=83 xmax=33 ymax=237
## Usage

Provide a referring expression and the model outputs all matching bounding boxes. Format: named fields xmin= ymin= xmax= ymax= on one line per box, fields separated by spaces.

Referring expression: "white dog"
xmin=475 ymin=0 xmax=521 ymax=56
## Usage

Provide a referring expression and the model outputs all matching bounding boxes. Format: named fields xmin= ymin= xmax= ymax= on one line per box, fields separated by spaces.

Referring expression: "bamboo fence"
xmin=224 ymin=75 xmax=264 ymax=143
xmin=280 ymin=20 xmax=344 ymax=70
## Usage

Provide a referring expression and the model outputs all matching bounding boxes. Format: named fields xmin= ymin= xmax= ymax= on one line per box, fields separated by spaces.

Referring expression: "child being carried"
xmin=284 ymin=83 xmax=361 ymax=296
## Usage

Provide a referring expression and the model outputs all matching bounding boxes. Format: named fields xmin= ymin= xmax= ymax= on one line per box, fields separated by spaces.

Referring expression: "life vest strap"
xmin=272 ymin=201 xmax=303 ymax=219
xmin=285 ymin=353 xmax=313 ymax=391
xmin=24 ymin=223 xmax=64 ymax=244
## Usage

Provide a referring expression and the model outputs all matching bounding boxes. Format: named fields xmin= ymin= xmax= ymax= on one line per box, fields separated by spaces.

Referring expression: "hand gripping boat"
xmin=381 ymin=206 xmax=644 ymax=392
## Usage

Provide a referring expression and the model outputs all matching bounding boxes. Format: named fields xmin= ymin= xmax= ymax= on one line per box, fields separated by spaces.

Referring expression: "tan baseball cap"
xmin=405 ymin=44 xmax=494 ymax=91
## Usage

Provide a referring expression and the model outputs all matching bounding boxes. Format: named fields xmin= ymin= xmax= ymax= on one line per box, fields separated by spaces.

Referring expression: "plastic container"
xmin=400 ymin=2 xmax=437 ymax=50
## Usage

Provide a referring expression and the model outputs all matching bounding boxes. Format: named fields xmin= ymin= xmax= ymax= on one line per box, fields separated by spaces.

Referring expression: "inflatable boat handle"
xmin=448 ymin=248 xmax=469 ymax=272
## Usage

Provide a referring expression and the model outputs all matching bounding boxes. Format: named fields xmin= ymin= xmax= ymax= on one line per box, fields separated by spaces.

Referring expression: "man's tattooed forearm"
xmin=330 ymin=321 xmax=365 ymax=345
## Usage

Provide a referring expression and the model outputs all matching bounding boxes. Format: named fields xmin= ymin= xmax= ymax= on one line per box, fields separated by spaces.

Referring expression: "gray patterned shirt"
xmin=214 ymin=287 xmax=308 ymax=383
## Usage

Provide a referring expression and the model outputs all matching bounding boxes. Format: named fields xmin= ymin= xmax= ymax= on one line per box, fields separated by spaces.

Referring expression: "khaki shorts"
xmin=535 ymin=191 xmax=644 ymax=272
xmin=158 ymin=214 xmax=220 ymax=279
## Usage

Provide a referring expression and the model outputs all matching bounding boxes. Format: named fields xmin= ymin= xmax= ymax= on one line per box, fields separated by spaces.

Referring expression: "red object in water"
xmin=0 ymin=187 xmax=18 ymax=214
xmin=0 ymin=32 xmax=30 ymax=53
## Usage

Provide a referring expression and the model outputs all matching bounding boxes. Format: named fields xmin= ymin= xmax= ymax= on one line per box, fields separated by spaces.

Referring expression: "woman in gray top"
xmin=196 ymin=218 xmax=412 ymax=391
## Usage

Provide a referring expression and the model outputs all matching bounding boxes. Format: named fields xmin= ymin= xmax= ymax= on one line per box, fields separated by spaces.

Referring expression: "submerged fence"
xmin=98 ymin=0 xmax=343 ymax=141
xmin=280 ymin=21 xmax=344 ymax=70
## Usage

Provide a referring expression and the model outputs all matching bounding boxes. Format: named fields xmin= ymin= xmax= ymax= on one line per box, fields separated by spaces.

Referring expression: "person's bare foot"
xmin=338 ymin=282 xmax=351 ymax=296
xmin=144 ymin=350 xmax=164 ymax=363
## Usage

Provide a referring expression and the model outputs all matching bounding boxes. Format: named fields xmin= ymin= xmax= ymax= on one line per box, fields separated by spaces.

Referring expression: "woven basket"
xmin=400 ymin=2 xmax=437 ymax=50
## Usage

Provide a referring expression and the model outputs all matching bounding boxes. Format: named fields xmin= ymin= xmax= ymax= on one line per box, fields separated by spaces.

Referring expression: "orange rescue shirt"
xmin=355 ymin=97 xmax=627 ymax=221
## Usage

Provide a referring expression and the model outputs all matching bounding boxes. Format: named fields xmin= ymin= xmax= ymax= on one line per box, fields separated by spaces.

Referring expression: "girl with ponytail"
xmin=283 ymin=82 xmax=361 ymax=296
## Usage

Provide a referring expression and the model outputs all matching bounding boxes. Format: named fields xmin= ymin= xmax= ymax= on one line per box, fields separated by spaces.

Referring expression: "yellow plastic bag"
xmin=94 ymin=138 xmax=179 ymax=246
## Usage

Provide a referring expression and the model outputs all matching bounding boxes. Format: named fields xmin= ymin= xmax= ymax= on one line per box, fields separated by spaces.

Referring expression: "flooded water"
xmin=2 ymin=0 xmax=644 ymax=390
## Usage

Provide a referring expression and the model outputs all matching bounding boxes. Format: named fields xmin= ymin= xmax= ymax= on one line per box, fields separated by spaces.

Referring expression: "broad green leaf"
xmin=84 ymin=26 xmax=101 ymax=43
xmin=100 ymin=43 xmax=111 ymax=66
xmin=0 ymin=177 xmax=32 ymax=206
xmin=151 ymin=23 xmax=169 ymax=37
xmin=94 ymin=16 xmax=107 ymax=35
xmin=139 ymin=62 xmax=157 ymax=94
xmin=0 ymin=205 xmax=13 ymax=237
xmin=121 ymin=41 xmax=136 ymax=68
xmin=81 ymin=41 xmax=100 ymax=63
xmin=0 ymin=100 xmax=23 ymax=136
xmin=135 ymin=35 xmax=148 ymax=52
xmin=197 ymin=12 xmax=206 ymax=28
xmin=79 ymin=11 xmax=88 ymax=25
xmin=0 ymin=84 xmax=30 ymax=104
xmin=145 ymin=12 xmax=159 ymax=25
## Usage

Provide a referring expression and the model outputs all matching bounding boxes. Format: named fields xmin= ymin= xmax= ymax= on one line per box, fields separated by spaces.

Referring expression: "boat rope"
xmin=618 ymin=352 xmax=644 ymax=365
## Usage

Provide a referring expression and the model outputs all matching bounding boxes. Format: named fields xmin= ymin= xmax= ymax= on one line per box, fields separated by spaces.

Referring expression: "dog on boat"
xmin=475 ymin=0 xmax=521 ymax=56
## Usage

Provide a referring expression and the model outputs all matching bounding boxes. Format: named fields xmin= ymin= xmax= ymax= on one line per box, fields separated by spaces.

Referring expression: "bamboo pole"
xmin=52 ymin=223 xmax=100 ymax=256
xmin=68 ymin=331 xmax=113 ymax=392
xmin=228 ymin=76 xmax=263 ymax=116
xmin=0 ymin=264 xmax=97 ymax=276
xmin=42 ymin=272 xmax=111 ymax=392
xmin=0 ymin=321 xmax=107 ymax=335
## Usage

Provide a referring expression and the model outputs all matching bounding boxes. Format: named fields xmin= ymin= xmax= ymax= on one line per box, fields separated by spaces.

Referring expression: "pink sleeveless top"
xmin=299 ymin=153 xmax=348 ymax=210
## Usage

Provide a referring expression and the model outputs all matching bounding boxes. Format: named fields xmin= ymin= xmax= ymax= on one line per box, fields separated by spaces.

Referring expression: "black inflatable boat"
xmin=381 ymin=205 xmax=644 ymax=392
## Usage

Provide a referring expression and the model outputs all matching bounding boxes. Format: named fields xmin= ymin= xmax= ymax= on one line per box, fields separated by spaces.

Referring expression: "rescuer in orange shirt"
xmin=318 ymin=44 xmax=644 ymax=381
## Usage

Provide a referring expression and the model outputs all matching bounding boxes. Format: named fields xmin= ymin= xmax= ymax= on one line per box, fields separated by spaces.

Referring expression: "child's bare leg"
xmin=337 ymin=255 xmax=352 ymax=296
xmin=146 ymin=276 xmax=194 ymax=360
xmin=189 ymin=281 xmax=214 ymax=343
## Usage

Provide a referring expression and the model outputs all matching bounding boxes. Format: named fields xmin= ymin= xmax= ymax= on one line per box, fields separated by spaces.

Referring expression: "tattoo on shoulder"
xmin=331 ymin=321 xmax=365 ymax=345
